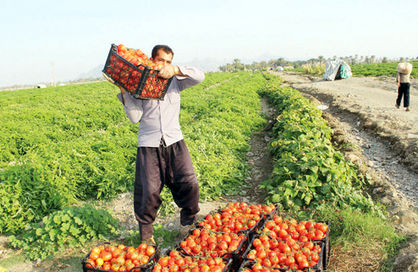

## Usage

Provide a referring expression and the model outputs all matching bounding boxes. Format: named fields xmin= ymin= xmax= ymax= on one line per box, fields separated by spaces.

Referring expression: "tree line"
xmin=219 ymin=56 xmax=418 ymax=72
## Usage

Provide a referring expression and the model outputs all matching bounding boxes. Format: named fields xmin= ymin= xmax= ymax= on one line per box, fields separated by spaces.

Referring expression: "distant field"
xmin=351 ymin=61 xmax=417 ymax=78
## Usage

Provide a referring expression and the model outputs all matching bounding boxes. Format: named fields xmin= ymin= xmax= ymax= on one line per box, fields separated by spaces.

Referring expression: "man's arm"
xmin=396 ymin=72 xmax=400 ymax=87
xmin=116 ymin=86 xmax=143 ymax=124
xmin=158 ymin=65 xmax=205 ymax=91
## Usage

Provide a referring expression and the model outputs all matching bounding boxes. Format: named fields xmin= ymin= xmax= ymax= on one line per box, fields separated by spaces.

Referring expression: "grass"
xmin=311 ymin=202 xmax=405 ymax=271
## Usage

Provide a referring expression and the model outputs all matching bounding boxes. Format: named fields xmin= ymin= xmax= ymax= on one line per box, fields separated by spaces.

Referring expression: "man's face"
xmin=152 ymin=49 xmax=173 ymax=66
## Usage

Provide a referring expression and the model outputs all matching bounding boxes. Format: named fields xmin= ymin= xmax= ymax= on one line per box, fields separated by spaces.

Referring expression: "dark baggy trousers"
xmin=134 ymin=139 xmax=200 ymax=240
xmin=396 ymin=83 xmax=410 ymax=108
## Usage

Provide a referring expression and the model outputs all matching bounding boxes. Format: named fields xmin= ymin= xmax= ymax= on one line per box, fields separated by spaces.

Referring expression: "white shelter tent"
xmin=323 ymin=60 xmax=352 ymax=81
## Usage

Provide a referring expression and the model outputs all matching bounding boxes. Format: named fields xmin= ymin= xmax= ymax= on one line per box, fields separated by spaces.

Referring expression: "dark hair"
xmin=151 ymin=45 xmax=174 ymax=59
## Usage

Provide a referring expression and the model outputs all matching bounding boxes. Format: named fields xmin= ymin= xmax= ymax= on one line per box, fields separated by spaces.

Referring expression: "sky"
xmin=1 ymin=0 xmax=417 ymax=87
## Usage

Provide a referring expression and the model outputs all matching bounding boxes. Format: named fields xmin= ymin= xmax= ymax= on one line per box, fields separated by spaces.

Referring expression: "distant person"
xmin=117 ymin=45 xmax=205 ymax=245
xmin=395 ymin=62 xmax=413 ymax=111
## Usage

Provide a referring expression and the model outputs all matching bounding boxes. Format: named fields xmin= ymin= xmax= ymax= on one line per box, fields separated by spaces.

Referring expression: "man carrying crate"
xmin=116 ymin=45 xmax=205 ymax=245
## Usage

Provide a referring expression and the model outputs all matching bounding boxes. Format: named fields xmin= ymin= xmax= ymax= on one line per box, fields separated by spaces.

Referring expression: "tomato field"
xmin=0 ymin=72 xmax=405 ymax=272
xmin=351 ymin=61 xmax=417 ymax=78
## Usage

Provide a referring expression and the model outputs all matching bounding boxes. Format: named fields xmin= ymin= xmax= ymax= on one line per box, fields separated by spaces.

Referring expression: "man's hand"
xmin=158 ymin=65 xmax=181 ymax=79
xmin=397 ymin=82 xmax=400 ymax=87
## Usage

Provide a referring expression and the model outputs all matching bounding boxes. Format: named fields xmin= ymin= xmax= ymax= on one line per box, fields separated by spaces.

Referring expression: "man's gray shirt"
xmin=117 ymin=66 xmax=205 ymax=147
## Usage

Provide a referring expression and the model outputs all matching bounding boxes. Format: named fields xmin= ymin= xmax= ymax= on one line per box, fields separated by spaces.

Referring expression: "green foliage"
xmin=258 ymin=75 xmax=382 ymax=215
xmin=8 ymin=204 xmax=119 ymax=261
xmin=0 ymin=163 xmax=74 ymax=234
xmin=351 ymin=61 xmax=417 ymax=78
xmin=0 ymin=72 xmax=265 ymax=233
xmin=0 ymin=82 xmax=137 ymax=234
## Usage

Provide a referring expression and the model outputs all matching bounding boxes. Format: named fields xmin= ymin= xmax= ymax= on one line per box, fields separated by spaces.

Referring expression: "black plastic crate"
xmin=102 ymin=44 xmax=173 ymax=100
xmin=237 ymin=258 xmax=324 ymax=272
xmin=158 ymin=251 xmax=234 ymax=272
xmin=81 ymin=242 xmax=159 ymax=272
xmin=313 ymin=221 xmax=330 ymax=271
xmin=261 ymin=212 xmax=330 ymax=270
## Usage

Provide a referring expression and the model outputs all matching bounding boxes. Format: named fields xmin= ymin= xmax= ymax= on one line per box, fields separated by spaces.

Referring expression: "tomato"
xmin=159 ymin=256 xmax=170 ymax=267
xmin=317 ymin=223 xmax=328 ymax=233
xmin=314 ymin=230 xmax=324 ymax=240
xmin=299 ymin=235 xmax=308 ymax=243
xmin=285 ymin=256 xmax=295 ymax=266
xmin=310 ymin=252 xmax=319 ymax=262
xmin=258 ymin=249 xmax=268 ymax=259
xmin=91 ymin=247 xmax=101 ymax=255
xmin=115 ymin=255 xmax=126 ymax=266
xmin=102 ymin=262 xmax=111 ymax=270
xmin=96 ymin=257 xmax=104 ymax=267
xmin=140 ymin=255 xmax=150 ymax=265
xmin=126 ymin=262 xmax=135 ymax=271
xmin=218 ymin=241 xmax=228 ymax=251
xmin=263 ymin=258 xmax=272 ymax=267
xmin=278 ymin=229 xmax=288 ymax=239
xmin=253 ymin=238 xmax=262 ymax=248
xmin=305 ymin=221 xmax=314 ymax=230
xmin=89 ymin=252 xmax=99 ymax=260
xmin=112 ymin=248 xmax=122 ymax=258
xmin=305 ymin=241 xmax=314 ymax=250
xmin=146 ymin=245 xmax=156 ymax=256
xmin=111 ymin=263 xmax=121 ymax=271
xmin=100 ymin=251 xmax=112 ymax=262
xmin=252 ymin=263 xmax=263 ymax=272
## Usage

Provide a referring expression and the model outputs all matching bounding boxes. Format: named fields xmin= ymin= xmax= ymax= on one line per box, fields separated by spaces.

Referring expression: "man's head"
xmin=151 ymin=45 xmax=174 ymax=66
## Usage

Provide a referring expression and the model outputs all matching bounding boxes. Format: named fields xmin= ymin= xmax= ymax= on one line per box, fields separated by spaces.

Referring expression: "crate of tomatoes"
xmin=82 ymin=242 xmax=158 ymax=272
xmin=153 ymin=250 xmax=233 ymax=272
xmin=262 ymin=213 xmax=330 ymax=270
xmin=178 ymin=228 xmax=249 ymax=259
xmin=242 ymin=233 xmax=325 ymax=272
xmin=102 ymin=44 xmax=173 ymax=100
xmin=196 ymin=202 xmax=276 ymax=235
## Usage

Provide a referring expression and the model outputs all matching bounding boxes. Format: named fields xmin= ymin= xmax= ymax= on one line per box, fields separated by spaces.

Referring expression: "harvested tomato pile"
xmin=115 ymin=44 xmax=163 ymax=70
xmin=102 ymin=44 xmax=172 ymax=100
xmin=197 ymin=203 xmax=275 ymax=233
xmin=179 ymin=229 xmax=246 ymax=257
xmin=82 ymin=202 xmax=330 ymax=272
xmin=83 ymin=243 xmax=156 ymax=272
xmin=243 ymin=215 xmax=328 ymax=271
xmin=153 ymin=250 xmax=231 ymax=272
